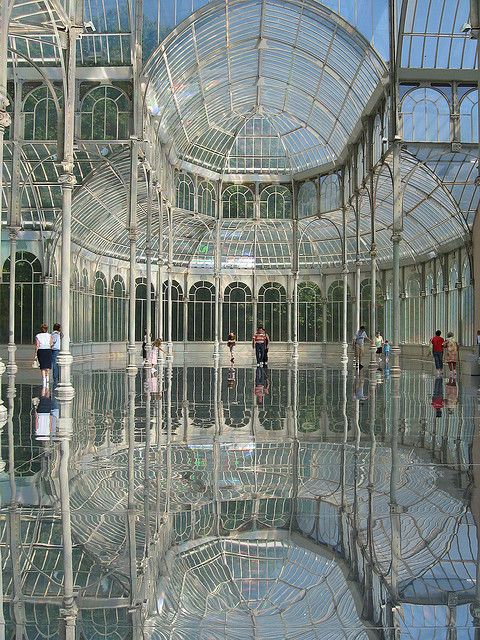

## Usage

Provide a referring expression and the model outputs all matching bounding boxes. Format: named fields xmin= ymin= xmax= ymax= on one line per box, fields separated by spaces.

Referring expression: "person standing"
xmin=444 ymin=331 xmax=459 ymax=376
xmin=383 ymin=339 xmax=391 ymax=364
xmin=430 ymin=330 xmax=444 ymax=375
xmin=252 ymin=325 xmax=269 ymax=366
xmin=227 ymin=331 xmax=236 ymax=363
xmin=476 ymin=329 xmax=480 ymax=357
xmin=374 ymin=331 xmax=384 ymax=363
xmin=51 ymin=323 xmax=61 ymax=386
xmin=35 ymin=324 xmax=53 ymax=386
xmin=353 ymin=325 xmax=371 ymax=369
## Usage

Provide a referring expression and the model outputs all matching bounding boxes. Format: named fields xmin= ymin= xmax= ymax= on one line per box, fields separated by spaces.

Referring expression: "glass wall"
xmin=188 ymin=281 xmax=215 ymax=341
xmin=223 ymin=282 xmax=253 ymax=341
xmin=298 ymin=282 xmax=323 ymax=342
xmin=257 ymin=283 xmax=288 ymax=342
xmin=326 ymin=280 xmax=351 ymax=342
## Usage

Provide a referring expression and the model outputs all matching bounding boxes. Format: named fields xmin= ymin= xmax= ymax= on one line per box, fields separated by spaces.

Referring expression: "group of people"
xmin=353 ymin=326 xmax=391 ymax=369
xmin=227 ymin=326 xmax=270 ymax=367
xmin=34 ymin=323 xmax=62 ymax=387
xmin=430 ymin=330 xmax=459 ymax=375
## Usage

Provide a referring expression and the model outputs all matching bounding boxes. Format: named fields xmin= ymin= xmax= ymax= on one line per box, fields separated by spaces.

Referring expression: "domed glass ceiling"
xmin=144 ymin=0 xmax=387 ymax=175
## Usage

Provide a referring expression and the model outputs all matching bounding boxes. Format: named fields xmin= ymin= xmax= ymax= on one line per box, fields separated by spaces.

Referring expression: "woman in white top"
xmin=35 ymin=324 xmax=53 ymax=386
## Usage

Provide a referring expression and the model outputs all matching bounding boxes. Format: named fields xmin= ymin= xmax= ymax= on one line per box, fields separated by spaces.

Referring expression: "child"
xmin=150 ymin=338 xmax=166 ymax=371
xmin=383 ymin=339 xmax=391 ymax=364
xmin=227 ymin=331 xmax=236 ymax=363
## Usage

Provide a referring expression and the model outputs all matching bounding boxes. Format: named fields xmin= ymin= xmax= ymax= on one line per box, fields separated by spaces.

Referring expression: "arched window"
xmin=1 ymin=252 xmax=43 ymax=344
xmin=176 ymin=173 xmax=195 ymax=211
xmin=111 ymin=275 xmax=126 ymax=342
xmin=373 ymin=113 xmax=382 ymax=165
xmin=259 ymin=185 xmax=292 ymax=219
xmin=448 ymin=265 xmax=459 ymax=338
xmin=71 ymin=268 xmax=81 ymax=342
xmin=23 ymin=86 xmax=60 ymax=140
xmin=93 ymin=271 xmax=108 ymax=341
xmin=135 ymin=278 xmax=156 ymax=342
xmin=436 ymin=268 xmax=445 ymax=332
xmin=401 ymin=88 xmax=450 ymax=142
xmin=80 ymin=85 xmax=130 ymax=140
xmin=188 ymin=281 xmax=215 ymax=341
xmin=222 ymin=185 xmax=254 ymax=218
xmin=360 ymin=279 xmax=385 ymax=336
xmin=298 ymin=282 xmax=322 ymax=342
xmin=461 ymin=260 xmax=473 ymax=346
xmin=405 ymin=276 xmax=421 ymax=343
xmin=78 ymin=269 xmax=91 ymax=343
xmin=223 ymin=282 xmax=253 ymax=342
xmin=320 ymin=174 xmax=340 ymax=213
xmin=297 ymin=182 xmax=316 ymax=219
xmin=460 ymin=90 xmax=478 ymax=143
xmin=425 ymin=273 xmax=434 ymax=342
xmin=258 ymin=283 xmax=287 ymax=342
xmin=198 ymin=181 xmax=216 ymax=216
xmin=327 ymin=280 xmax=352 ymax=342
xmin=163 ymin=280 xmax=184 ymax=341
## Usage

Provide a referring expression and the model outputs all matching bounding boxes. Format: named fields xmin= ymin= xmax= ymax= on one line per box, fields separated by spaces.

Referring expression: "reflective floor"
xmin=0 ymin=358 xmax=479 ymax=638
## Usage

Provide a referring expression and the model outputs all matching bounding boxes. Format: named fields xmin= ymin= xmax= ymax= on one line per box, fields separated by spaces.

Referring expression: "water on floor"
xmin=0 ymin=359 xmax=478 ymax=639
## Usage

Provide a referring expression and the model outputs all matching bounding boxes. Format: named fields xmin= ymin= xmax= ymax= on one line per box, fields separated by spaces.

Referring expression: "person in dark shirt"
xmin=430 ymin=330 xmax=444 ymax=375
xmin=252 ymin=326 xmax=269 ymax=366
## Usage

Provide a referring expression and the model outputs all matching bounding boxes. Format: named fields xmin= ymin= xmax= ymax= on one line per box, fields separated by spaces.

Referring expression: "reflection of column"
xmin=157 ymin=194 xmax=164 ymax=346
xmin=126 ymin=369 xmax=140 ymax=633
xmin=7 ymin=373 xmax=25 ymax=636
xmin=213 ymin=216 xmax=221 ymax=358
xmin=389 ymin=372 xmax=401 ymax=602
xmin=350 ymin=371 xmax=361 ymax=580
xmin=369 ymin=245 xmax=378 ymax=370
xmin=290 ymin=360 xmax=299 ymax=529
xmin=154 ymin=366 xmax=164 ymax=533
xmin=363 ymin=371 xmax=377 ymax=618
xmin=213 ymin=361 xmax=221 ymax=536
xmin=6 ymin=228 xmax=18 ymax=374
xmin=143 ymin=372 xmax=152 ymax=557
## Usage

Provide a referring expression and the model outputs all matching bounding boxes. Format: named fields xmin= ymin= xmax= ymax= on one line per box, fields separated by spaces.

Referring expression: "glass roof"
xmin=144 ymin=0 xmax=387 ymax=175
xmin=70 ymin=150 xmax=468 ymax=267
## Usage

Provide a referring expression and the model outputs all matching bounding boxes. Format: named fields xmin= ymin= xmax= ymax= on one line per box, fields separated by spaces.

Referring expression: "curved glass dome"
xmin=70 ymin=150 xmax=468 ymax=267
xmin=144 ymin=0 xmax=387 ymax=175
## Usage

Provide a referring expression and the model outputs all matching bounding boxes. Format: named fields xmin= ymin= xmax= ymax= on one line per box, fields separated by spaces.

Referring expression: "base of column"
xmin=390 ymin=346 xmax=401 ymax=377
xmin=369 ymin=347 xmax=378 ymax=371
xmin=166 ymin=342 xmax=174 ymax=360
xmin=213 ymin=342 xmax=220 ymax=359
xmin=6 ymin=344 xmax=17 ymax=375
xmin=291 ymin=342 xmax=299 ymax=359
xmin=55 ymin=382 xmax=75 ymax=402
xmin=340 ymin=343 xmax=348 ymax=365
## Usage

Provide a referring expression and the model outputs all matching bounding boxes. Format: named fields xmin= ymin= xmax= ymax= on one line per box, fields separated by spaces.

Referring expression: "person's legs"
xmin=51 ymin=350 xmax=58 ymax=385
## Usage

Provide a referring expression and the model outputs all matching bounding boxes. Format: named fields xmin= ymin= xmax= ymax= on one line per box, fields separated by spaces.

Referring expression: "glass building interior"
xmin=0 ymin=0 xmax=479 ymax=637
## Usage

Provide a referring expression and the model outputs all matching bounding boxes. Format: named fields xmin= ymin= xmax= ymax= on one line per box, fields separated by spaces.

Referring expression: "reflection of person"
xmin=227 ymin=332 xmax=236 ymax=363
xmin=33 ymin=387 xmax=57 ymax=440
xmin=254 ymin=365 xmax=270 ymax=404
xmin=227 ymin=367 xmax=236 ymax=389
xmin=431 ymin=376 xmax=444 ymax=418
xmin=353 ymin=372 xmax=368 ymax=401
xmin=477 ymin=329 xmax=480 ymax=357
xmin=252 ymin=326 xmax=269 ymax=366
xmin=445 ymin=378 xmax=458 ymax=414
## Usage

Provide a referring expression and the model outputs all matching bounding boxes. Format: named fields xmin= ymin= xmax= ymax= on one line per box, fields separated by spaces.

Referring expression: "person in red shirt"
xmin=252 ymin=325 xmax=269 ymax=366
xmin=430 ymin=330 xmax=444 ymax=375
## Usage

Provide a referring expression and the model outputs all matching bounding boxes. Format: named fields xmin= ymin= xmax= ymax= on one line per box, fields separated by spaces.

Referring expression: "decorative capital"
xmin=7 ymin=227 xmax=20 ymax=241
xmin=391 ymin=232 xmax=402 ymax=243
xmin=0 ymin=109 xmax=11 ymax=131
xmin=129 ymin=229 xmax=138 ymax=241
xmin=59 ymin=173 xmax=77 ymax=188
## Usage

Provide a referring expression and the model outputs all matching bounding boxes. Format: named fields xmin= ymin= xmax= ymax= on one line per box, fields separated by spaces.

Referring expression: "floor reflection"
xmin=0 ymin=361 xmax=478 ymax=638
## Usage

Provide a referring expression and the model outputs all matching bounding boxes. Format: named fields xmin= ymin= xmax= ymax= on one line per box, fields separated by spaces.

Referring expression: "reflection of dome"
xmin=146 ymin=535 xmax=369 ymax=639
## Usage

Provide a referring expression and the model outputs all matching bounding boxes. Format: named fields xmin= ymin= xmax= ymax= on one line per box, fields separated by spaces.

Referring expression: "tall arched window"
xmin=356 ymin=141 xmax=364 ymax=187
xmin=401 ymin=88 xmax=450 ymax=142
xmin=461 ymin=260 xmax=473 ymax=346
xmin=135 ymin=278 xmax=156 ymax=341
xmin=1 ymin=252 xmax=43 ymax=344
xmin=176 ymin=173 xmax=195 ymax=211
xmin=460 ymin=90 xmax=478 ymax=143
xmin=223 ymin=282 xmax=253 ymax=341
xmin=258 ymin=283 xmax=287 ymax=342
xmin=93 ymin=271 xmax=108 ymax=341
xmin=111 ymin=275 xmax=126 ymax=342
xmin=425 ymin=273 xmax=434 ymax=342
xmin=163 ymin=280 xmax=184 ymax=341
xmin=298 ymin=282 xmax=322 ymax=342
xmin=297 ymin=182 xmax=316 ymax=219
xmin=71 ymin=268 xmax=81 ymax=342
xmin=80 ymin=85 xmax=130 ymax=140
xmin=448 ymin=265 xmax=459 ymax=338
xmin=80 ymin=269 xmax=91 ymax=343
xmin=360 ymin=279 xmax=385 ymax=335
xmin=188 ymin=281 xmax=215 ymax=341
xmin=327 ymin=280 xmax=351 ymax=342
xmin=320 ymin=174 xmax=340 ymax=213
xmin=198 ymin=181 xmax=216 ymax=216
xmin=259 ymin=185 xmax=292 ymax=219
xmin=222 ymin=185 xmax=254 ymax=218
xmin=436 ymin=268 xmax=445 ymax=332
xmin=405 ymin=276 xmax=421 ymax=343
xmin=373 ymin=113 xmax=382 ymax=165
xmin=23 ymin=86 xmax=60 ymax=140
